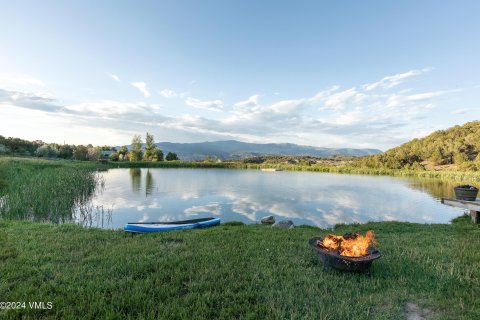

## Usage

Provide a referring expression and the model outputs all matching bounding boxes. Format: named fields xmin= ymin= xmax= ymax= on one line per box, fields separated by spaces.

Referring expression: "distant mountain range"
xmin=125 ymin=140 xmax=382 ymax=161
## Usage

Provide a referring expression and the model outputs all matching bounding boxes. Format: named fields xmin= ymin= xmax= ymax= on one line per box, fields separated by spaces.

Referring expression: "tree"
xmin=203 ymin=155 xmax=216 ymax=163
xmin=73 ymin=145 xmax=89 ymax=161
xmin=87 ymin=147 xmax=101 ymax=161
xmin=475 ymin=154 xmax=480 ymax=163
xmin=353 ymin=121 xmax=480 ymax=169
xmin=35 ymin=144 xmax=59 ymax=158
xmin=410 ymin=161 xmax=425 ymax=171
xmin=129 ymin=135 xmax=143 ymax=162
xmin=165 ymin=152 xmax=178 ymax=161
xmin=58 ymin=145 xmax=74 ymax=159
xmin=153 ymin=148 xmax=164 ymax=161
xmin=0 ymin=135 xmax=41 ymax=155
xmin=0 ymin=144 xmax=8 ymax=155
xmin=453 ymin=153 xmax=469 ymax=165
xmin=109 ymin=152 xmax=119 ymax=161
xmin=118 ymin=146 xmax=128 ymax=161
xmin=429 ymin=148 xmax=444 ymax=165
xmin=143 ymin=132 xmax=156 ymax=161
xmin=142 ymin=132 xmax=164 ymax=161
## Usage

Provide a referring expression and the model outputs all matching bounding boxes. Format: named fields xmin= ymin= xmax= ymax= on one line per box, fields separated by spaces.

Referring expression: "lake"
xmin=78 ymin=168 xmax=466 ymax=229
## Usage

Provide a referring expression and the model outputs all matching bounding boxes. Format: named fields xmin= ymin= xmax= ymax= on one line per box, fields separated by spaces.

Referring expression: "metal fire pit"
xmin=309 ymin=237 xmax=381 ymax=272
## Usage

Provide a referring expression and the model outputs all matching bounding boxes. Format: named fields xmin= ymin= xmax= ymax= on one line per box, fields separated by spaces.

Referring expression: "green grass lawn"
xmin=1 ymin=217 xmax=479 ymax=319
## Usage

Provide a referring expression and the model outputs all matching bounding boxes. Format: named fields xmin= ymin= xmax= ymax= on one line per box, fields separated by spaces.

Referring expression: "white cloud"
xmin=0 ymin=88 xmax=59 ymax=112
xmin=232 ymin=94 xmax=261 ymax=113
xmin=0 ymin=67 xmax=467 ymax=150
xmin=451 ymin=108 xmax=470 ymax=115
xmin=110 ymin=74 xmax=120 ymax=82
xmin=185 ymin=97 xmax=224 ymax=112
xmin=159 ymin=89 xmax=177 ymax=98
xmin=0 ymin=102 xmax=134 ymax=146
xmin=0 ymin=74 xmax=45 ymax=88
xmin=406 ymin=91 xmax=446 ymax=101
xmin=269 ymin=99 xmax=304 ymax=114
xmin=363 ymin=68 xmax=432 ymax=91
xmin=64 ymin=100 xmax=160 ymax=119
xmin=308 ymin=85 xmax=339 ymax=104
xmin=385 ymin=90 xmax=448 ymax=108
xmin=322 ymin=87 xmax=366 ymax=110
xmin=131 ymin=82 xmax=151 ymax=97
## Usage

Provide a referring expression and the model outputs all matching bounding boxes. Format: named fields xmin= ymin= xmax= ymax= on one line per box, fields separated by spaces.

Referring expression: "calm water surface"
xmin=82 ymin=168 xmax=465 ymax=229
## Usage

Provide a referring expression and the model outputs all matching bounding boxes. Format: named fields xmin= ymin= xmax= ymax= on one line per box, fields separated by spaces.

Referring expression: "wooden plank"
xmin=441 ymin=198 xmax=480 ymax=224
xmin=441 ymin=198 xmax=480 ymax=211
xmin=471 ymin=210 xmax=480 ymax=224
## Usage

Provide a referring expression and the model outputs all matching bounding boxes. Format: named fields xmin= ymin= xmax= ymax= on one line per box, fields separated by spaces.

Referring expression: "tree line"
xmin=126 ymin=133 xmax=178 ymax=162
xmin=354 ymin=121 xmax=480 ymax=170
xmin=0 ymin=133 xmax=179 ymax=162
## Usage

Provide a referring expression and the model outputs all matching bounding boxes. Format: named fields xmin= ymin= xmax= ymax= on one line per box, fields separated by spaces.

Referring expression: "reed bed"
xmin=0 ymin=157 xmax=105 ymax=222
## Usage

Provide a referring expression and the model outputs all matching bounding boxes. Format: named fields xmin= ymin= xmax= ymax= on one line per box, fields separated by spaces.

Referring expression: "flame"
xmin=318 ymin=230 xmax=377 ymax=257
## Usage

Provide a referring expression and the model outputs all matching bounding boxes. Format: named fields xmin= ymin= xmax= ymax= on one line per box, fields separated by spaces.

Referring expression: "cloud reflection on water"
xmin=89 ymin=168 xmax=465 ymax=229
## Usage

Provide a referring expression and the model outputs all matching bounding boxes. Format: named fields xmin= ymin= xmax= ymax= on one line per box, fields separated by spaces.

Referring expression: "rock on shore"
xmin=260 ymin=215 xmax=275 ymax=224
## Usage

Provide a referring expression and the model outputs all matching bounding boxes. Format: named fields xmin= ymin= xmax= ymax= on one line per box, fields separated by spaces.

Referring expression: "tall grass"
xmin=0 ymin=157 xmax=105 ymax=222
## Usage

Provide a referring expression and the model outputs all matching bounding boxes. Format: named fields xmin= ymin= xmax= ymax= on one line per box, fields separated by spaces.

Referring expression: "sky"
xmin=0 ymin=0 xmax=479 ymax=150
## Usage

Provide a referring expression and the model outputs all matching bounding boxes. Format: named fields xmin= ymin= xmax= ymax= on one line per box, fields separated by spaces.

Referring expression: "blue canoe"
xmin=124 ymin=217 xmax=220 ymax=233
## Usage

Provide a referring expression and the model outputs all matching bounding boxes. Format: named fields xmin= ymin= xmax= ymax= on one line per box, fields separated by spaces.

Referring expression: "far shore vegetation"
xmin=0 ymin=121 xmax=479 ymax=177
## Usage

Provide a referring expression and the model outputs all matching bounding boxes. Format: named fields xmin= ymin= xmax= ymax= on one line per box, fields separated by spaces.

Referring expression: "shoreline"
xmin=2 ymin=156 xmax=480 ymax=182
xmin=109 ymin=160 xmax=480 ymax=182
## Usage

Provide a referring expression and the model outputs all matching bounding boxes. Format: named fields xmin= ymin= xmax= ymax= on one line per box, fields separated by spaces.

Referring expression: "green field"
xmin=1 ymin=217 xmax=479 ymax=319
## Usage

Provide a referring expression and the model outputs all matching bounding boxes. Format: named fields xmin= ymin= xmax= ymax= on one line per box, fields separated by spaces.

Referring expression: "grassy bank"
xmin=112 ymin=160 xmax=480 ymax=182
xmin=1 ymin=217 xmax=479 ymax=319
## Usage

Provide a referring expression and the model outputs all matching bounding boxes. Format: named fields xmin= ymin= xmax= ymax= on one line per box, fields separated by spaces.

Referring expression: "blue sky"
xmin=0 ymin=0 xmax=479 ymax=150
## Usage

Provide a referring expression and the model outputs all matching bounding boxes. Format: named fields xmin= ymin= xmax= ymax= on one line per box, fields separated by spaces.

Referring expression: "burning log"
xmin=318 ymin=230 xmax=377 ymax=257
xmin=309 ymin=230 xmax=381 ymax=272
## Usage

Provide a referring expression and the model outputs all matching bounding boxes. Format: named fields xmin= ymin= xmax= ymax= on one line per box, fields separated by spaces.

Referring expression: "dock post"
xmin=471 ymin=210 xmax=479 ymax=224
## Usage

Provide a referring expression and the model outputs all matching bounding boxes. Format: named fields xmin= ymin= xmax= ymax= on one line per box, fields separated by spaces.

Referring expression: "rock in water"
xmin=272 ymin=220 xmax=294 ymax=229
xmin=261 ymin=215 xmax=275 ymax=224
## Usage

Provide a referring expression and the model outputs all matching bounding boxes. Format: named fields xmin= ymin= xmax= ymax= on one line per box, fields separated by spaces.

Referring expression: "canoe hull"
xmin=124 ymin=217 xmax=220 ymax=233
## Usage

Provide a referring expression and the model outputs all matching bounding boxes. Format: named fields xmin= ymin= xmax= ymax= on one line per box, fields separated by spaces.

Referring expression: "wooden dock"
xmin=441 ymin=198 xmax=480 ymax=224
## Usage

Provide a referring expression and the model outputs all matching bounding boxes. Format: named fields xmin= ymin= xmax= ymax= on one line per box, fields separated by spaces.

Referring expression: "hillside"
xmin=356 ymin=121 xmax=480 ymax=170
xmin=152 ymin=140 xmax=381 ymax=161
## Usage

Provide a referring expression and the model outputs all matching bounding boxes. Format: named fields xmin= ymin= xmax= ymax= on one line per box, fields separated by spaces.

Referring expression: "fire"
xmin=317 ymin=230 xmax=377 ymax=257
